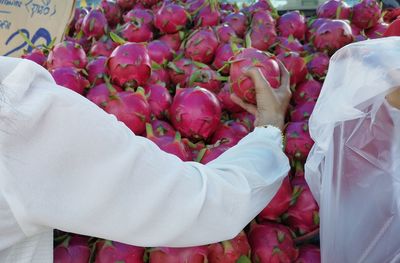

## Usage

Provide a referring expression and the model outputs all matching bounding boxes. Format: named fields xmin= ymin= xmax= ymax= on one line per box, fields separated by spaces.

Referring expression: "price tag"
xmin=0 ymin=0 xmax=76 ymax=57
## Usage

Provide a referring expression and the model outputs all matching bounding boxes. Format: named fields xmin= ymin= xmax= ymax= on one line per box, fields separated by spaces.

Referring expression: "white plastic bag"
xmin=305 ymin=37 xmax=400 ymax=263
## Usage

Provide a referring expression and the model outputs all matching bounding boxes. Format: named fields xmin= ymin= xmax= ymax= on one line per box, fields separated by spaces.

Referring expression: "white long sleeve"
xmin=0 ymin=58 xmax=289 ymax=261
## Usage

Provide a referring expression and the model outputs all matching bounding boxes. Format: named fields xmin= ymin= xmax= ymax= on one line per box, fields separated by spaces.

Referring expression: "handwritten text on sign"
xmin=0 ymin=0 xmax=75 ymax=57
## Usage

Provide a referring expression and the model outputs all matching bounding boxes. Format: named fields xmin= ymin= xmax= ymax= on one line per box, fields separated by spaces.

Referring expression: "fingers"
xmin=230 ymin=94 xmax=258 ymax=115
xmin=244 ymin=67 xmax=274 ymax=98
xmin=277 ymin=60 xmax=290 ymax=91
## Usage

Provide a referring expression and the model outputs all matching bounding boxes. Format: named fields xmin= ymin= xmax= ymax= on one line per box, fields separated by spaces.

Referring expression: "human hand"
xmin=230 ymin=61 xmax=291 ymax=131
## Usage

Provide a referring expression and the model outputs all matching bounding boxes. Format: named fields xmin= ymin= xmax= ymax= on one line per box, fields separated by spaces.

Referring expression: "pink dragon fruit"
xmin=189 ymin=66 xmax=223 ymax=93
xmin=120 ymin=20 xmax=154 ymax=43
xmin=185 ymin=0 xmax=206 ymax=13
xmin=248 ymin=222 xmax=299 ymax=263
xmin=185 ymin=28 xmax=219 ymax=64
xmin=147 ymin=40 xmax=173 ymax=65
xmin=230 ymin=48 xmax=280 ymax=104
xmin=208 ymin=231 xmax=251 ymax=263
xmin=105 ymin=89 xmax=151 ymax=135
xmin=154 ymin=3 xmax=189 ymax=34
xmin=89 ymin=36 xmax=119 ymax=57
xmin=159 ymin=32 xmax=185 ymax=51
xmin=146 ymin=123 xmax=191 ymax=161
xmin=313 ymin=19 xmax=354 ymax=55
xmin=211 ymin=120 xmax=249 ymax=146
xmin=100 ymin=0 xmax=121 ymax=27
xmin=21 ymin=48 xmax=47 ymax=67
xmin=116 ymin=0 xmax=136 ymax=10
xmin=87 ymin=56 xmax=108 ymax=85
xmin=148 ymin=66 xmax=171 ymax=86
xmin=285 ymin=177 xmax=320 ymax=235
xmin=143 ymin=83 xmax=172 ymax=119
xmin=277 ymin=11 xmax=307 ymax=40
xmin=47 ymin=41 xmax=88 ymax=70
xmin=196 ymin=142 xmax=231 ymax=164
xmin=352 ymin=0 xmax=382 ymax=29
xmin=123 ymin=7 xmax=154 ymax=25
xmin=149 ymin=119 xmax=176 ymax=137
xmin=215 ymin=24 xmax=239 ymax=43
xmin=316 ymin=0 xmax=351 ymax=19
xmin=54 ymin=235 xmax=90 ymax=263
xmin=295 ymin=245 xmax=321 ymax=263
xmin=274 ymin=36 xmax=305 ymax=55
xmin=167 ymin=58 xmax=196 ymax=87
xmin=247 ymin=26 xmax=277 ymax=51
xmin=149 ymin=246 xmax=208 ymax=263
xmin=365 ymin=22 xmax=389 ymax=39
xmin=245 ymin=0 xmax=274 ymax=14
xmin=217 ymin=83 xmax=244 ymax=113
xmin=307 ymin=52 xmax=330 ymax=79
xmin=222 ymin=12 xmax=248 ymax=38
xmin=251 ymin=10 xmax=275 ymax=28
xmin=95 ymin=240 xmax=145 ymax=263
xmin=107 ymin=42 xmax=151 ymax=88
xmin=73 ymin=8 xmax=89 ymax=34
xmin=212 ymin=43 xmax=238 ymax=75
xmin=51 ymin=67 xmax=90 ymax=95
xmin=86 ymin=81 xmax=122 ymax=108
xmin=293 ymin=79 xmax=323 ymax=106
xmin=290 ymin=101 xmax=316 ymax=122
xmin=82 ymin=9 xmax=108 ymax=39
xmin=285 ymin=121 xmax=314 ymax=162
xmin=231 ymin=111 xmax=255 ymax=131
xmin=277 ymin=51 xmax=308 ymax=87
xmin=305 ymin=18 xmax=329 ymax=42
xmin=258 ymin=176 xmax=292 ymax=222
xmin=195 ymin=2 xmax=221 ymax=28
xmin=170 ymin=87 xmax=221 ymax=140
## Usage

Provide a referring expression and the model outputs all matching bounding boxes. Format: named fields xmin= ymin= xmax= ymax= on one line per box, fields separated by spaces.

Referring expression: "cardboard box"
xmin=0 ymin=0 xmax=76 ymax=57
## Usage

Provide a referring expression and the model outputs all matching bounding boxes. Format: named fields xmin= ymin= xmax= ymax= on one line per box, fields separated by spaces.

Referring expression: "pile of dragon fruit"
xmin=21 ymin=0 xmax=398 ymax=262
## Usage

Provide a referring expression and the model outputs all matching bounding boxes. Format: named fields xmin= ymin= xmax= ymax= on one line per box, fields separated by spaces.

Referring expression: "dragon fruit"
xmin=189 ymin=66 xmax=223 ymax=93
xmin=215 ymin=24 xmax=239 ymax=43
xmin=313 ymin=19 xmax=354 ymax=55
xmin=212 ymin=43 xmax=238 ymax=75
xmin=149 ymin=246 xmax=208 ymax=263
xmin=120 ymin=20 xmax=154 ymax=43
xmin=149 ymin=119 xmax=176 ymax=137
xmin=247 ymin=26 xmax=277 ymax=51
xmin=352 ymin=0 xmax=381 ymax=29
xmin=222 ymin=12 xmax=248 ymax=38
xmin=66 ymin=34 xmax=92 ymax=54
xmin=316 ymin=0 xmax=351 ymax=19
xmin=51 ymin=67 xmax=90 ymax=95
xmin=274 ymin=36 xmax=304 ymax=55
xmin=277 ymin=11 xmax=307 ymax=40
xmin=293 ymin=79 xmax=323 ymax=106
xmin=170 ymin=87 xmax=221 ymax=140
xmin=295 ymin=245 xmax=321 ymax=263
xmin=185 ymin=0 xmax=206 ymax=13
xmin=54 ymin=235 xmax=90 ymax=263
xmin=82 ymin=9 xmax=108 ymax=39
xmin=245 ymin=0 xmax=274 ymax=14
xmin=217 ymin=83 xmax=244 ymax=113
xmin=47 ymin=41 xmax=88 ymax=70
xmin=195 ymin=2 xmax=221 ymax=28
xmin=231 ymin=111 xmax=255 ymax=131
xmin=248 ymin=222 xmax=299 ymax=263
xmin=86 ymin=81 xmax=122 ymax=108
xmin=285 ymin=177 xmax=320 ymax=235
xmin=100 ymin=0 xmax=121 ymax=27
xmin=290 ymin=101 xmax=316 ymax=122
xmin=105 ymin=89 xmax=151 ymax=135
xmin=123 ymin=7 xmax=154 ymax=25
xmin=307 ymin=52 xmax=330 ymax=79
xmin=207 ymin=231 xmax=251 ymax=263
xmin=185 ymin=28 xmax=219 ymax=64
xmin=196 ymin=142 xmax=230 ymax=164
xmin=87 ymin=56 xmax=108 ymax=85
xmin=143 ymin=83 xmax=172 ymax=119
xmin=159 ymin=32 xmax=185 ymax=51
xmin=285 ymin=121 xmax=314 ymax=162
xmin=167 ymin=58 xmax=196 ymax=87
xmin=116 ymin=0 xmax=136 ymax=10
xmin=146 ymin=123 xmax=191 ymax=161
xmin=305 ymin=18 xmax=329 ymax=42
xmin=95 ymin=240 xmax=145 ymax=263
xmin=230 ymin=48 xmax=280 ymax=104
xmin=107 ymin=42 xmax=151 ymax=88
xmin=211 ymin=120 xmax=249 ymax=146
xmin=365 ymin=22 xmax=389 ymax=39
xmin=277 ymin=51 xmax=308 ymax=87
xmin=148 ymin=66 xmax=171 ymax=86
xmin=154 ymin=3 xmax=189 ymax=34
xmin=251 ymin=10 xmax=275 ymax=28
xmin=89 ymin=36 xmax=119 ymax=57
xmin=147 ymin=40 xmax=173 ymax=65
xmin=258 ymin=176 xmax=292 ymax=222
xmin=21 ymin=48 xmax=47 ymax=67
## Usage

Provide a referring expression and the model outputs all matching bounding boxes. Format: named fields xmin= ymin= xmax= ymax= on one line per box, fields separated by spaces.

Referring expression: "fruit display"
xmin=20 ymin=0 xmax=396 ymax=262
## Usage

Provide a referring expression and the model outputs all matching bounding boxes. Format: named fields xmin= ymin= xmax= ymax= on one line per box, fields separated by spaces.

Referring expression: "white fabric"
xmin=0 ymin=57 xmax=290 ymax=262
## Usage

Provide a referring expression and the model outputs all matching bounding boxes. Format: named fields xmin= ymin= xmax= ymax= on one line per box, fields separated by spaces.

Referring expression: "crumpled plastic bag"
xmin=305 ymin=37 xmax=400 ymax=263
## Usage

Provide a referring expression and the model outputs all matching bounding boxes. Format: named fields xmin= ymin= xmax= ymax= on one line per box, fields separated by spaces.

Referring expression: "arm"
xmin=0 ymin=59 xmax=290 ymax=247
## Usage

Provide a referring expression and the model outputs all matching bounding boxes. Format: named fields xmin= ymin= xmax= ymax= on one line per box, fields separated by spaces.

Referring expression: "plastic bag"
xmin=305 ymin=37 xmax=400 ymax=263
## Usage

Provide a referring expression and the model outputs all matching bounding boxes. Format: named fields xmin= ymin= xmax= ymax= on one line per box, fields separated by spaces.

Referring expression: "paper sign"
xmin=0 ymin=0 xmax=76 ymax=57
